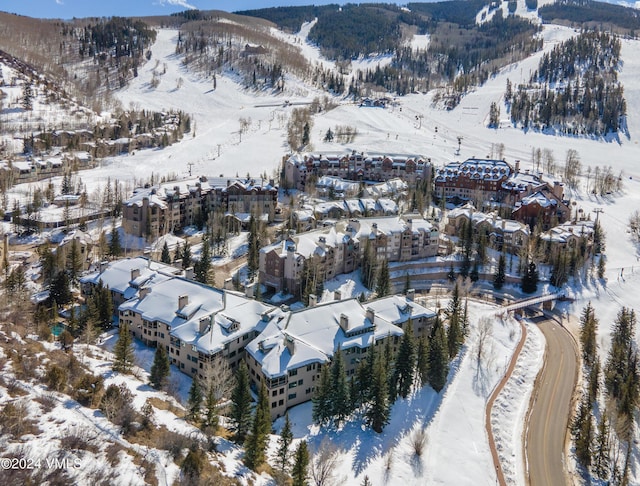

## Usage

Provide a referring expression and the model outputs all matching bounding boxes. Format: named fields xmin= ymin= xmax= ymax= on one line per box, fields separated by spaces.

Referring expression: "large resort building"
xmin=122 ymin=176 xmax=278 ymax=237
xmin=284 ymin=151 xmax=432 ymax=192
xmin=80 ymin=257 xmax=436 ymax=419
xmin=245 ymin=294 xmax=435 ymax=418
xmin=259 ymin=215 xmax=439 ymax=295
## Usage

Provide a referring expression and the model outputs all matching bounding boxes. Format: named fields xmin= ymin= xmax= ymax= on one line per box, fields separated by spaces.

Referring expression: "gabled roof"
xmin=246 ymin=298 xmax=407 ymax=379
xmin=80 ymin=257 xmax=180 ymax=296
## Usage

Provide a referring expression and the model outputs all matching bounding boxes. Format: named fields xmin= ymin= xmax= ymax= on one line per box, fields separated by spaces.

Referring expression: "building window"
xmin=288 ymin=393 xmax=297 ymax=400
xmin=272 ymin=402 xmax=277 ymax=409
xmin=289 ymin=369 xmax=298 ymax=377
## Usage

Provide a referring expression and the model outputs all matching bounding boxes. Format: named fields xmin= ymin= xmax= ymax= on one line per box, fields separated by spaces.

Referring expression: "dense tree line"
xmin=311 ymin=284 xmax=467 ymax=433
xmin=508 ymin=31 xmax=626 ymax=136
xmin=539 ymin=0 xmax=640 ymax=34
xmin=66 ymin=17 xmax=156 ymax=61
xmin=572 ymin=305 xmax=640 ymax=483
xmin=239 ymin=3 xmax=539 ymax=100
xmin=307 ymin=5 xmax=406 ymax=60
xmin=236 ymin=5 xmax=338 ymax=33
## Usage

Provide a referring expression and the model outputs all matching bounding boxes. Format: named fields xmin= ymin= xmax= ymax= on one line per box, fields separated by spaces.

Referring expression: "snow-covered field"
xmin=3 ymin=13 xmax=640 ymax=485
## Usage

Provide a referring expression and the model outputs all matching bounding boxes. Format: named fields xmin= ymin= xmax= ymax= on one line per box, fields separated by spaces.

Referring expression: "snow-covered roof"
xmin=121 ymin=279 xmax=275 ymax=355
xmin=80 ymin=257 xmax=180 ymax=296
xmin=366 ymin=295 xmax=436 ymax=324
xmin=316 ymin=176 xmax=360 ymax=193
xmin=436 ymin=158 xmax=511 ymax=183
xmin=501 ymin=171 xmax=545 ymax=192
xmin=540 ymin=220 xmax=594 ymax=244
xmin=364 ymin=178 xmax=408 ymax=197
xmin=125 ymin=176 xmax=212 ymax=208
xmin=246 ymin=298 xmax=405 ymax=378
xmin=520 ymin=191 xmax=557 ymax=208
xmin=59 ymin=229 xmax=94 ymax=247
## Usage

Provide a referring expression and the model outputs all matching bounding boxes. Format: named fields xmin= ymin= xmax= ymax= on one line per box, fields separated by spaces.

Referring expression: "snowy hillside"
xmin=2 ymin=12 xmax=640 ymax=485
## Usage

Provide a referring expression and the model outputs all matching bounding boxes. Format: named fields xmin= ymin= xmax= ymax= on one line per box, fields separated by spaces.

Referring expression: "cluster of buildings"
xmin=291 ymin=198 xmax=399 ymax=232
xmin=122 ymin=176 xmax=278 ymax=237
xmin=435 ymin=158 xmax=570 ymax=230
xmin=260 ymin=215 xmax=439 ymax=295
xmin=0 ymin=151 xmax=93 ymax=187
xmin=284 ymin=151 xmax=432 ymax=190
xmin=80 ymin=257 xmax=435 ymax=419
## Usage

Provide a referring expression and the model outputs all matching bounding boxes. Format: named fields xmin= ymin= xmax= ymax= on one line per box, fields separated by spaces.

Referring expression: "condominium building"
xmin=284 ymin=151 xmax=431 ymax=191
xmin=259 ymin=216 xmax=439 ymax=295
xmin=122 ymin=176 xmax=278 ymax=237
xmin=245 ymin=294 xmax=436 ymax=419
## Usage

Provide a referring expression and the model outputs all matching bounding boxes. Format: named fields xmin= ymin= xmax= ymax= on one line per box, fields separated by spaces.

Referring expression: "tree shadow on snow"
xmin=306 ymin=347 xmax=467 ymax=477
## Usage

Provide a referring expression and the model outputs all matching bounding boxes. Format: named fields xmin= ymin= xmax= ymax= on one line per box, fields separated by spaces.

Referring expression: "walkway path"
xmin=485 ymin=318 xmax=527 ymax=486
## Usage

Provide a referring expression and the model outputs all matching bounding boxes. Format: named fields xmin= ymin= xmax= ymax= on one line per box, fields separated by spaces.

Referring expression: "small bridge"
xmin=502 ymin=291 xmax=570 ymax=313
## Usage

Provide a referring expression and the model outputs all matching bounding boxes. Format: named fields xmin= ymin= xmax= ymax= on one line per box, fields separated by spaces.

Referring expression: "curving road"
xmin=525 ymin=317 xmax=579 ymax=486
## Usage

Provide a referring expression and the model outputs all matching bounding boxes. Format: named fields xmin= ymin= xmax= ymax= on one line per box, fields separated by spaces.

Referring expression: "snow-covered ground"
xmin=3 ymin=14 xmax=640 ymax=485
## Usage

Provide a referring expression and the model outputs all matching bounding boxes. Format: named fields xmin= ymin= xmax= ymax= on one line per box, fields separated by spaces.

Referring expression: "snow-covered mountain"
xmin=2 ymin=4 xmax=640 ymax=485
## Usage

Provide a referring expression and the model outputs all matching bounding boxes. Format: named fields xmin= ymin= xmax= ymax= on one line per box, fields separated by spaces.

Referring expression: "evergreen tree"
xmin=588 ymin=358 xmax=601 ymax=403
xmin=181 ymin=241 xmax=192 ymax=269
xmin=160 ymin=241 xmax=171 ymax=264
xmin=323 ymin=128 xmax=334 ymax=142
xmin=244 ymin=382 xmax=271 ymax=470
xmin=302 ymin=122 xmax=311 ymax=146
xmin=580 ymin=302 xmax=598 ymax=368
xmin=446 ymin=282 xmax=464 ymax=359
xmin=50 ymin=270 xmax=72 ymax=305
xmin=312 ymin=364 xmax=332 ymax=424
xmin=593 ymin=219 xmax=606 ymax=254
xmin=403 ymin=273 xmax=411 ymax=295
xmin=187 ymin=376 xmax=203 ymax=421
xmin=231 ymin=362 xmax=252 ymax=441
xmin=521 ymin=261 xmax=539 ymax=294
xmin=291 ymin=440 xmax=309 ymax=486
xmin=353 ymin=353 xmax=371 ymax=409
xmin=194 ymin=238 xmax=211 ymax=284
xmin=394 ymin=320 xmax=416 ymax=399
xmin=109 ymin=221 xmax=122 ymax=258
xmin=22 ymin=81 xmax=34 ymax=111
xmin=428 ymin=316 xmax=449 ymax=393
xmin=416 ymin=336 xmax=429 ymax=387
xmin=149 ymin=346 xmax=170 ymax=390
xmin=597 ymin=255 xmax=606 ymax=279
xmin=375 ymin=259 xmax=391 ymax=297
xmin=68 ymin=238 xmax=82 ymax=283
xmin=494 ymin=254 xmax=506 ymax=290
xmin=202 ymin=378 xmax=220 ymax=432
xmin=112 ymin=322 xmax=135 ymax=374
xmin=277 ymin=413 xmax=293 ymax=471
xmin=247 ymin=214 xmax=261 ymax=280
xmin=572 ymin=393 xmax=593 ymax=469
xmin=174 ymin=241 xmax=182 ymax=263
xmin=593 ymin=412 xmax=611 ymax=480
xmin=360 ymin=239 xmax=377 ymax=289
xmin=361 ymin=476 xmax=372 ymax=486
xmin=85 ymin=280 xmax=113 ymax=330
xmin=366 ymin=350 xmax=390 ymax=433
xmin=330 ymin=349 xmax=350 ymax=424
xmin=604 ymin=307 xmax=638 ymax=418
xmin=447 ymin=263 xmax=456 ymax=282
xmin=469 ymin=259 xmax=479 ymax=282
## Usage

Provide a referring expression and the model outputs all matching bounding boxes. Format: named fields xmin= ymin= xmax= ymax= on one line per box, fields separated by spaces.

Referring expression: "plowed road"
xmin=526 ymin=318 xmax=578 ymax=486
